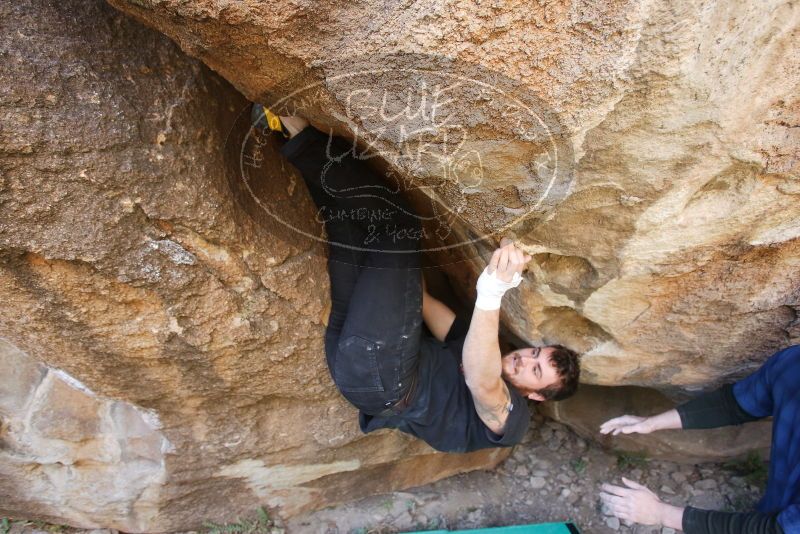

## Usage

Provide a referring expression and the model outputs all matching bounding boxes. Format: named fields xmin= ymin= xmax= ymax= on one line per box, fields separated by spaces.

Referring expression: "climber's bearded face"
xmin=500 ymin=346 xmax=560 ymax=402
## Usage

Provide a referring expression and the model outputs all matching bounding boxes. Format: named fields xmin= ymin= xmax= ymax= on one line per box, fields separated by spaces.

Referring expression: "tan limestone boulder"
xmin=106 ymin=0 xmax=800 ymax=390
xmin=3 ymin=0 xmax=799 ymax=529
xmin=106 ymin=0 xmax=798 ymax=466
xmin=0 ymin=1 xmax=505 ymax=531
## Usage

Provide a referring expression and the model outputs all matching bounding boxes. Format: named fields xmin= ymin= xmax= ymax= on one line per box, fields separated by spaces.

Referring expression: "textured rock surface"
xmin=3 ymin=0 xmax=800 ymax=530
xmin=0 ymin=340 xmax=171 ymax=527
xmin=0 ymin=1 xmax=505 ymax=531
xmin=107 ymin=0 xmax=800 ymax=389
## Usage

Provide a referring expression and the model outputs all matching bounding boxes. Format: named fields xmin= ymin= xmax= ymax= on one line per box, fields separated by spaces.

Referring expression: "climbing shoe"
xmin=251 ymin=103 xmax=290 ymax=138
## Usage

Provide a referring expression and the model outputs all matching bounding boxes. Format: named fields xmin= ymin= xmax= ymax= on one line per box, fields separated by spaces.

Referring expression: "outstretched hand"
xmin=488 ymin=240 xmax=532 ymax=283
xmin=599 ymin=415 xmax=654 ymax=436
xmin=600 ymin=478 xmax=682 ymax=527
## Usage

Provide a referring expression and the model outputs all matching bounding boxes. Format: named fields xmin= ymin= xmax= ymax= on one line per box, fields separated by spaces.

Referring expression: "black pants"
xmin=280 ymin=126 xmax=423 ymax=415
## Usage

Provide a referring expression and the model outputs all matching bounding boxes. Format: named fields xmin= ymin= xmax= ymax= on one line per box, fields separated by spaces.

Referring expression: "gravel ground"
xmin=3 ymin=414 xmax=764 ymax=534
xmin=286 ymin=413 xmax=764 ymax=534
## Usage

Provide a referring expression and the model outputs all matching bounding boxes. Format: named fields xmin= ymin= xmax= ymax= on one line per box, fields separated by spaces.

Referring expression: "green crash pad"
xmin=402 ymin=522 xmax=580 ymax=534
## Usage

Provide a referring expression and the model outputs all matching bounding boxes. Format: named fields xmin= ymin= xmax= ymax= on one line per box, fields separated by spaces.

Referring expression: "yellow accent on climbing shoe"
xmin=264 ymin=109 xmax=283 ymax=132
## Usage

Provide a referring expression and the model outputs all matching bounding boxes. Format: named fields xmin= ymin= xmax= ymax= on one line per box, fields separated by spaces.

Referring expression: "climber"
xmin=254 ymin=105 xmax=580 ymax=453
xmin=598 ymin=345 xmax=800 ymax=534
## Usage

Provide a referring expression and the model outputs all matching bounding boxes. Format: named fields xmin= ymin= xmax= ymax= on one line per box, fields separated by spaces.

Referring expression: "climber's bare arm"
xmin=463 ymin=306 xmax=510 ymax=434
xmin=422 ymin=284 xmax=456 ymax=342
xmin=462 ymin=243 xmax=529 ymax=434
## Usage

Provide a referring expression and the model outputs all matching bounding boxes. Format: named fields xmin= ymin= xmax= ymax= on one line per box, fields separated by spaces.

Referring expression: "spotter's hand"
xmin=600 ymin=415 xmax=654 ymax=436
xmin=599 ymin=478 xmax=669 ymax=526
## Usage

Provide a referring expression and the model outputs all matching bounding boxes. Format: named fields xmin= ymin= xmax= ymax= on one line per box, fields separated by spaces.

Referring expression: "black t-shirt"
xmin=359 ymin=315 xmax=531 ymax=453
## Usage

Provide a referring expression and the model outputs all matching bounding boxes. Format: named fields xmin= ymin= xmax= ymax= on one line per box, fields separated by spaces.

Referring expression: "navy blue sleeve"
xmin=732 ymin=349 xmax=785 ymax=419
xmin=778 ymin=505 xmax=800 ymax=533
xmin=683 ymin=507 xmax=784 ymax=534
xmin=676 ymin=384 xmax=762 ymax=429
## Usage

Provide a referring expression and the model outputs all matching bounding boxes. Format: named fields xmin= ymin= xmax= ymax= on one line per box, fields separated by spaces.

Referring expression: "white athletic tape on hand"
xmin=475 ymin=267 xmax=523 ymax=310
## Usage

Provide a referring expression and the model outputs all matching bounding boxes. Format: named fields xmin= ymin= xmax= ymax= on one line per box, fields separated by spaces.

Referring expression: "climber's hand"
xmin=487 ymin=240 xmax=531 ymax=284
xmin=599 ymin=415 xmax=654 ymax=436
